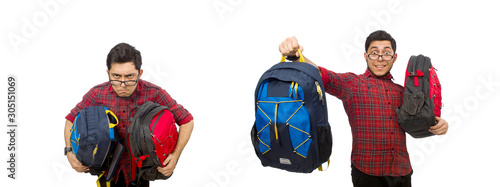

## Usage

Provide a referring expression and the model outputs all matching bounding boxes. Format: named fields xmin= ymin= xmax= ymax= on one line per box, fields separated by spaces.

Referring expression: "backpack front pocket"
xmin=401 ymin=92 xmax=425 ymax=115
xmin=255 ymin=80 xmax=312 ymax=162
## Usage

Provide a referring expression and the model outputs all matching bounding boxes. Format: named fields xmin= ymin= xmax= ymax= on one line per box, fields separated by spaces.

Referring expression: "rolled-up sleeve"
xmin=155 ymin=89 xmax=193 ymax=125
xmin=65 ymin=88 xmax=98 ymax=123
xmin=318 ymin=66 xmax=356 ymax=101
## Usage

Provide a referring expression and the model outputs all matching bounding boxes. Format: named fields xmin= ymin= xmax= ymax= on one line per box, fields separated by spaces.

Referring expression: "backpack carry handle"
xmin=280 ymin=49 xmax=305 ymax=63
xmin=105 ymin=108 xmax=119 ymax=129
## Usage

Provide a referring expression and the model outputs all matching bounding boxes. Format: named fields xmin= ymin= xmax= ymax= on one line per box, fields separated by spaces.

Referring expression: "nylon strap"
xmin=96 ymin=171 xmax=111 ymax=187
xmin=407 ymin=70 xmax=424 ymax=87
xmin=137 ymin=155 xmax=151 ymax=168
xmin=106 ymin=109 xmax=119 ymax=140
xmin=280 ymin=49 xmax=305 ymax=63
xmin=106 ymin=109 xmax=119 ymax=129
xmin=317 ymin=159 xmax=330 ymax=171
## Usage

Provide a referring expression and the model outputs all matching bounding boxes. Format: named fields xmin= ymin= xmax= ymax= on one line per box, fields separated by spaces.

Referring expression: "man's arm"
xmin=157 ymin=119 xmax=194 ymax=177
xmin=292 ymin=56 xmax=317 ymax=67
xmin=64 ymin=119 xmax=89 ymax=172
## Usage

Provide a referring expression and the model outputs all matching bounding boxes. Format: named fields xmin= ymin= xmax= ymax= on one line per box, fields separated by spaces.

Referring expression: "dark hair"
xmin=106 ymin=43 xmax=142 ymax=70
xmin=365 ymin=30 xmax=396 ymax=53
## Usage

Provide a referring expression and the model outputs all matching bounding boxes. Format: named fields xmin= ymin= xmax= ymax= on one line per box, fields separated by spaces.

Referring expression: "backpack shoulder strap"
xmin=105 ymin=141 xmax=124 ymax=182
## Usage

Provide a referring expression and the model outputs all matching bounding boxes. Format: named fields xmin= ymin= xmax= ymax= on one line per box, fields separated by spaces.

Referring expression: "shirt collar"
xmin=135 ymin=79 xmax=143 ymax=93
xmin=363 ymin=68 xmax=394 ymax=80
xmin=107 ymin=81 xmax=113 ymax=92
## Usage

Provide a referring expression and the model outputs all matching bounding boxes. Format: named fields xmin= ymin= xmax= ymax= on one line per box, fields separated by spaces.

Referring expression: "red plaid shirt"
xmin=66 ymin=79 xmax=193 ymax=185
xmin=319 ymin=67 xmax=412 ymax=176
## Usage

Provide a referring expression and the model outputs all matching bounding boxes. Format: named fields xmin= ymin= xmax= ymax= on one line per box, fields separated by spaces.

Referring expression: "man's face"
xmin=107 ymin=62 xmax=143 ymax=97
xmin=364 ymin=40 xmax=397 ymax=77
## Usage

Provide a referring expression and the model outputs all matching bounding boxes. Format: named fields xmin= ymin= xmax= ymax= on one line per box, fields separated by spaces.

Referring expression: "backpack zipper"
xmin=274 ymin=103 xmax=279 ymax=143
xmin=151 ymin=111 xmax=165 ymax=133
xmin=315 ymin=81 xmax=324 ymax=105
xmin=294 ymin=82 xmax=298 ymax=99
xmin=92 ymin=144 xmax=98 ymax=163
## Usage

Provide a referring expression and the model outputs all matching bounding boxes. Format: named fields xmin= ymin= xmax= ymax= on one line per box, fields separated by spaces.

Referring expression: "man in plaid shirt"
xmin=279 ymin=30 xmax=448 ymax=187
xmin=63 ymin=43 xmax=194 ymax=187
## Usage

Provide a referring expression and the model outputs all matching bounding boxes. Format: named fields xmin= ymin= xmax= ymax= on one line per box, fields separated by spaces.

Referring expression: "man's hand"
xmin=278 ymin=36 xmax=318 ymax=68
xmin=429 ymin=116 xmax=448 ymax=135
xmin=65 ymin=119 xmax=89 ymax=173
xmin=279 ymin=36 xmax=304 ymax=57
xmin=157 ymin=153 xmax=179 ymax=177
xmin=67 ymin=152 xmax=89 ymax=173
xmin=156 ymin=120 xmax=193 ymax=177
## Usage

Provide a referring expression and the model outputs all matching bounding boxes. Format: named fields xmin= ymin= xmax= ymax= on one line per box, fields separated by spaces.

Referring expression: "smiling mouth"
xmin=375 ymin=65 xmax=386 ymax=69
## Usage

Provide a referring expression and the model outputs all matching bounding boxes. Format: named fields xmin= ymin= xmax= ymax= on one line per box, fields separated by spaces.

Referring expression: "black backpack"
xmin=396 ymin=54 xmax=442 ymax=138
xmin=251 ymin=53 xmax=332 ymax=173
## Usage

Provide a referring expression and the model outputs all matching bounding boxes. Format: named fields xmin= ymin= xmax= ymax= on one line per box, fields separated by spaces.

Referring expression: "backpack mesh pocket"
xmin=316 ymin=123 xmax=332 ymax=163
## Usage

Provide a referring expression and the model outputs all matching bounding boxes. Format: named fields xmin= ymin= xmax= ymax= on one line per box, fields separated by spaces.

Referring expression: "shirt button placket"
xmin=389 ymin=116 xmax=395 ymax=152
xmin=122 ymin=109 xmax=126 ymax=127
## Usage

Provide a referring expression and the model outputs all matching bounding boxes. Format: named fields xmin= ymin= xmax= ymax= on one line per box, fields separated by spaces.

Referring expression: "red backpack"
xmin=396 ymin=54 xmax=442 ymax=138
xmin=126 ymin=101 xmax=178 ymax=185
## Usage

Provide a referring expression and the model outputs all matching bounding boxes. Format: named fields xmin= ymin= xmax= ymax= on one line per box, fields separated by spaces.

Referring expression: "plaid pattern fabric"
xmin=66 ymin=79 xmax=193 ymax=186
xmin=319 ymin=67 xmax=412 ymax=177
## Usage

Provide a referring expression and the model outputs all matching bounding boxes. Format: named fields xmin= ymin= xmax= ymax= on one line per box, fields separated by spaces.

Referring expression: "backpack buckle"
xmin=407 ymin=70 xmax=424 ymax=87
xmin=407 ymin=70 xmax=424 ymax=77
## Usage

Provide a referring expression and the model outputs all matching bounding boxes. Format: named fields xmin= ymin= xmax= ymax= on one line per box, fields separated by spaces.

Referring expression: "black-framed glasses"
xmin=367 ymin=54 xmax=394 ymax=61
xmin=109 ymin=79 xmax=138 ymax=86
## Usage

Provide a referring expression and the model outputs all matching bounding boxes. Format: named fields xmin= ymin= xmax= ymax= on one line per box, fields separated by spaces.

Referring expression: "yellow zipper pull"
xmin=92 ymin=144 xmax=99 ymax=163
xmin=294 ymin=82 xmax=298 ymax=99
xmin=315 ymin=81 xmax=324 ymax=105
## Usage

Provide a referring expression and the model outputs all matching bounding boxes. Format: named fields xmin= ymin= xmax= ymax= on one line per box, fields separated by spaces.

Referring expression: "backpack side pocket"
xmin=316 ymin=123 xmax=332 ymax=163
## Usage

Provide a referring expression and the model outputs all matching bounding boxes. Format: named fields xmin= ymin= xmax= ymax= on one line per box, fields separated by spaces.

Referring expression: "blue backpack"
xmin=251 ymin=52 xmax=332 ymax=173
xmin=70 ymin=106 xmax=124 ymax=182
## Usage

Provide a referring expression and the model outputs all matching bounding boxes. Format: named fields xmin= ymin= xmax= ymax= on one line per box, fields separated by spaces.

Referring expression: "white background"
xmin=1 ymin=0 xmax=499 ymax=186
